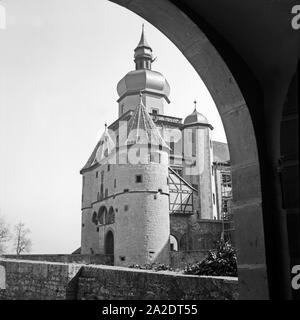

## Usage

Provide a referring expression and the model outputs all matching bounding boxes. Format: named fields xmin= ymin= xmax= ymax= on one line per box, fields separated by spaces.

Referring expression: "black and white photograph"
xmin=0 ymin=0 xmax=299 ymax=307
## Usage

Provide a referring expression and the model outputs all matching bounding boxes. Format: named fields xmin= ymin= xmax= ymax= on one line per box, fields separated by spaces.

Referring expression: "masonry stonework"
xmin=0 ymin=259 xmax=238 ymax=300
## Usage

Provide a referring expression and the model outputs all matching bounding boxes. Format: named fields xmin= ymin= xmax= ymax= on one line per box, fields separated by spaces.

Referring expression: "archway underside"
xmin=109 ymin=0 xmax=269 ymax=299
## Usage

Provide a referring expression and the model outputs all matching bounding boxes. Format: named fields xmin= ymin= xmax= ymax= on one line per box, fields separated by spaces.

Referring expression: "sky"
xmin=0 ymin=0 xmax=226 ymax=253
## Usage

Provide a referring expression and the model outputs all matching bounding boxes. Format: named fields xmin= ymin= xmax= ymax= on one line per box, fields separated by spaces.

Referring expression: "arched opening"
xmin=104 ymin=230 xmax=114 ymax=255
xmin=98 ymin=206 xmax=107 ymax=225
xmin=170 ymin=234 xmax=178 ymax=251
xmin=179 ymin=233 xmax=193 ymax=251
xmin=106 ymin=207 xmax=115 ymax=224
xmin=110 ymin=0 xmax=268 ymax=299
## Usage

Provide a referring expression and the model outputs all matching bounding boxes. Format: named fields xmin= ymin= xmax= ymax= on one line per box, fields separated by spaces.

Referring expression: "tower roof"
xmin=81 ymin=125 xmax=115 ymax=171
xmin=135 ymin=24 xmax=151 ymax=50
xmin=126 ymin=93 xmax=170 ymax=149
xmin=134 ymin=25 xmax=153 ymax=69
xmin=183 ymin=100 xmax=209 ymax=126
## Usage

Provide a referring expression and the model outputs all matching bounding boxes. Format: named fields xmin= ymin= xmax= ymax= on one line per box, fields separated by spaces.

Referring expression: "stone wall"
xmin=0 ymin=259 xmax=82 ymax=300
xmin=170 ymin=217 xmax=223 ymax=251
xmin=3 ymin=254 xmax=113 ymax=265
xmin=0 ymin=258 xmax=238 ymax=300
xmin=170 ymin=250 xmax=207 ymax=269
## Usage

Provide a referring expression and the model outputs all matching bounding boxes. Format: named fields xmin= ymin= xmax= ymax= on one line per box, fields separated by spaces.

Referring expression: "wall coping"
xmin=0 ymin=258 xmax=238 ymax=283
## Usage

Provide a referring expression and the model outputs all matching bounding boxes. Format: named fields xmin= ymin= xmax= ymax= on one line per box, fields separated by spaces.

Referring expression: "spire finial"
xmin=193 ymin=100 xmax=197 ymax=111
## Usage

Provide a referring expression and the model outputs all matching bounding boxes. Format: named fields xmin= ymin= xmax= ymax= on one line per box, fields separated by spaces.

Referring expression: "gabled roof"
xmin=81 ymin=126 xmax=115 ymax=171
xmin=126 ymin=94 xmax=170 ymax=149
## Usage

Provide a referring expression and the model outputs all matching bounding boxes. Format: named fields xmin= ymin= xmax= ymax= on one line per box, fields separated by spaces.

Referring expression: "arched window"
xmin=179 ymin=233 xmax=193 ymax=251
xmin=98 ymin=206 xmax=107 ymax=225
xmin=92 ymin=212 xmax=98 ymax=225
xmin=106 ymin=207 xmax=115 ymax=224
xmin=170 ymin=235 xmax=178 ymax=251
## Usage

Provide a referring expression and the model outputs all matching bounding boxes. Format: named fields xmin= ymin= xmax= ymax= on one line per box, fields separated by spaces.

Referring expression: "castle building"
xmin=80 ymin=27 xmax=232 ymax=267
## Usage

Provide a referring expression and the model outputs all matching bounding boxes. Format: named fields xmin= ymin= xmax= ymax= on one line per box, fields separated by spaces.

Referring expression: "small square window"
xmin=135 ymin=175 xmax=142 ymax=183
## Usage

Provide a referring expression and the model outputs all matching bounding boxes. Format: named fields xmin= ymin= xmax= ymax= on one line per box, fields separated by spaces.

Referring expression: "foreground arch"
xmin=110 ymin=0 xmax=268 ymax=299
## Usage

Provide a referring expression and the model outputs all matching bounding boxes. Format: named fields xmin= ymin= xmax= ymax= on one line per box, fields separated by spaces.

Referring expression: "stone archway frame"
xmin=109 ymin=0 xmax=269 ymax=300
xmin=104 ymin=229 xmax=115 ymax=255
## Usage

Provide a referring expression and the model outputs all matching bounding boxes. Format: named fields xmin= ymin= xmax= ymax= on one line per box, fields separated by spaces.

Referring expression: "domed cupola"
xmin=116 ymin=25 xmax=170 ymax=117
xmin=183 ymin=101 xmax=213 ymax=129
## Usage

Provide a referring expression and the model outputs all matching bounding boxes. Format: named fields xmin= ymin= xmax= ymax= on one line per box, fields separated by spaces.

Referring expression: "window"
xmin=98 ymin=206 xmax=106 ymax=224
xmin=124 ymin=189 xmax=129 ymax=193
xmin=105 ymin=188 xmax=108 ymax=197
xmin=124 ymin=205 xmax=129 ymax=211
xmin=170 ymin=141 xmax=175 ymax=155
xmin=135 ymin=175 xmax=142 ymax=183
xmin=107 ymin=164 xmax=110 ymax=172
xmin=114 ymin=179 xmax=116 ymax=188
xmin=212 ymin=165 xmax=214 ymax=176
xmin=152 ymin=108 xmax=159 ymax=115
xmin=213 ymin=193 xmax=215 ymax=204
xmin=192 ymin=131 xmax=195 ymax=143
xmin=107 ymin=207 xmax=115 ymax=224
xmin=96 ymin=171 xmax=98 ymax=178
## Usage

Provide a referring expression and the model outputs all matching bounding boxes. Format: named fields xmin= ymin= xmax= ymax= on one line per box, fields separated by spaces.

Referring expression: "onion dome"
xmin=183 ymin=100 xmax=209 ymax=126
xmin=117 ymin=69 xmax=170 ymax=101
xmin=126 ymin=93 xmax=170 ymax=149
xmin=116 ymin=25 xmax=170 ymax=103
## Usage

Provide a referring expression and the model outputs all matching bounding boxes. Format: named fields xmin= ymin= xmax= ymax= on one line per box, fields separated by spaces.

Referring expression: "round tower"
xmin=113 ymin=95 xmax=170 ymax=267
xmin=182 ymin=101 xmax=216 ymax=219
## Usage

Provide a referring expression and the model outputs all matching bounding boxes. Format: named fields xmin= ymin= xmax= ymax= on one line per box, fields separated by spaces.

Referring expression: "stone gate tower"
xmin=80 ymin=27 xmax=171 ymax=266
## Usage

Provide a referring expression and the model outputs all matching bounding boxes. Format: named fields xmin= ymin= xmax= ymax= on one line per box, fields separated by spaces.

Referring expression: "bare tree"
xmin=0 ymin=216 xmax=11 ymax=254
xmin=13 ymin=222 xmax=32 ymax=255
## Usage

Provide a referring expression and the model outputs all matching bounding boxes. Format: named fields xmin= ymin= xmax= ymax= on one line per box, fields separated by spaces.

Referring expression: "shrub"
xmin=184 ymin=240 xmax=237 ymax=277
xmin=128 ymin=262 xmax=173 ymax=272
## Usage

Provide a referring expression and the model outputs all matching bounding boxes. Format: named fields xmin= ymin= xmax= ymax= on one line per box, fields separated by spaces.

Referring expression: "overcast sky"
xmin=0 ymin=0 xmax=226 ymax=253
